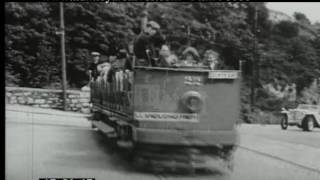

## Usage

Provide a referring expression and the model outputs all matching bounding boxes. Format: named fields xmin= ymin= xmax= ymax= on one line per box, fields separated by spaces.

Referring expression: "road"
xmin=5 ymin=105 xmax=320 ymax=180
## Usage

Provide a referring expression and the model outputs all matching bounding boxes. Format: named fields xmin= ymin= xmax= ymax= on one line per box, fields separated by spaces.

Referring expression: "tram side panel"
xmin=132 ymin=68 xmax=240 ymax=146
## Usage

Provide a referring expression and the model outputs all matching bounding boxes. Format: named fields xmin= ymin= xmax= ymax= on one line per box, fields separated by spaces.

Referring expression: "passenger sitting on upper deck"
xmin=203 ymin=50 xmax=221 ymax=70
xmin=179 ymin=46 xmax=200 ymax=67
xmin=158 ymin=45 xmax=178 ymax=67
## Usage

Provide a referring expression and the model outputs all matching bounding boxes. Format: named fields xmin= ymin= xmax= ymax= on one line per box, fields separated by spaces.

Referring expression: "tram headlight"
xmin=181 ymin=91 xmax=204 ymax=113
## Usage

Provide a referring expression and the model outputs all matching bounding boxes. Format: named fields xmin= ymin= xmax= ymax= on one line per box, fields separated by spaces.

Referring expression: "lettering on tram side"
xmin=184 ymin=76 xmax=203 ymax=86
xmin=134 ymin=112 xmax=199 ymax=122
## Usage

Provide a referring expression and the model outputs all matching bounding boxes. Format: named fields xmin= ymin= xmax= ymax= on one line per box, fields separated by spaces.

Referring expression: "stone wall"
xmin=5 ymin=87 xmax=91 ymax=113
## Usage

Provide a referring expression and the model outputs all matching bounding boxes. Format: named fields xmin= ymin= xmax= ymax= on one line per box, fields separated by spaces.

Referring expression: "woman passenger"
xmin=158 ymin=45 xmax=178 ymax=67
xmin=180 ymin=46 xmax=200 ymax=67
xmin=203 ymin=50 xmax=220 ymax=70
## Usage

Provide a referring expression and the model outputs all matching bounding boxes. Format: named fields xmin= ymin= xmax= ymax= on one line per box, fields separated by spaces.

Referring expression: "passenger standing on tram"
xmin=88 ymin=51 xmax=101 ymax=104
xmin=113 ymin=48 xmax=128 ymax=70
xmin=88 ymin=51 xmax=101 ymax=81
xmin=126 ymin=43 xmax=134 ymax=71
xmin=133 ymin=19 xmax=166 ymax=66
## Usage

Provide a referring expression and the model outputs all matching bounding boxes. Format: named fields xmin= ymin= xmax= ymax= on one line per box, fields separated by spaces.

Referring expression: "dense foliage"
xmin=5 ymin=2 xmax=320 ymax=121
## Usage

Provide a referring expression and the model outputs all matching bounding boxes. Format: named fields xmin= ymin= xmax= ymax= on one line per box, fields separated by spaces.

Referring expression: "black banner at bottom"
xmin=39 ymin=178 xmax=95 ymax=180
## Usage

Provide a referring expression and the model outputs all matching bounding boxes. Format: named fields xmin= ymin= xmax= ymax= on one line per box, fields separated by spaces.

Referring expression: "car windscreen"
xmin=297 ymin=104 xmax=320 ymax=110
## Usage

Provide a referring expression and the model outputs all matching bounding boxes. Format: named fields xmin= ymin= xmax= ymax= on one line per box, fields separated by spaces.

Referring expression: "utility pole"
xmin=140 ymin=3 xmax=148 ymax=34
xmin=251 ymin=5 xmax=258 ymax=112
xmin=60 ymin=2 xmax=67 ymax=111
xmin=255 ymin=7 xmax=260 ymax=92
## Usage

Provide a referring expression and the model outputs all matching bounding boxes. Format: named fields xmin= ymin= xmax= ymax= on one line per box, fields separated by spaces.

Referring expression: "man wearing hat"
xmin=133 ymin=20 xmax=166 ymax=66
xmin=88 ymin=51 xmax=101 ymax=81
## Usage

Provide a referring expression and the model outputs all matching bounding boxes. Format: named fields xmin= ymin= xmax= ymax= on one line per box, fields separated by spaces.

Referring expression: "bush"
xmin=246 ymin=109 xmax=281 ymax=124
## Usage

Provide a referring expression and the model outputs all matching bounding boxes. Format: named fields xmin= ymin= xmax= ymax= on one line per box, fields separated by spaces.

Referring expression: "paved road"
xmin=5 ymin=105 xmax=320 ymax=180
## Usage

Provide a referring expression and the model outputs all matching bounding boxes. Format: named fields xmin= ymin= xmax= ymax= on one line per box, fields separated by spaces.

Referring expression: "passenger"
xmin=158 ymin=45 xmax=178 ymax=67
xmin=180 ymin=46 xmax=200 ymax=67
xmin=107 ymin=48 xmax=129 ymax=83
xmin=203 ymin=50 xmax=220 ymax=70
xmin=97 ymin=56 xmax=111 ymax=77
xmin=88 ymin=51 xmax=101 ymax=81
xmin=125 ymin=43 xmax=134 ymax=70
xmin=113 ymin=48 xmax=128 ymax=70
xmin=133 ymin=21 xmax=166 ymax=66
xmin=109 ymin=55 xmax=117 ymax=66
xmin=93 ymin=56 xmax=108 ymax=97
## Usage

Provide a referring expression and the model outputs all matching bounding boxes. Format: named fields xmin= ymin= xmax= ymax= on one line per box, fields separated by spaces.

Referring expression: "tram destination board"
xmin=208 ymin=71 xmax=239 ymax=79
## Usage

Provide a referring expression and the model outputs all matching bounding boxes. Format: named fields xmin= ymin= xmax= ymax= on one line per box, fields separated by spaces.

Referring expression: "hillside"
xmin=5 ymin=2 xmax=320 ymax=123
xmin=268 ymin=9 xmax=319 ymax=39
xmin=268 ymin=9 xmax=294 ymax=23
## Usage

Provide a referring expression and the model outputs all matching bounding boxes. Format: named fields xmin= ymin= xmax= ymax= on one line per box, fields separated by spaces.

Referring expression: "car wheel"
xmin=302 ymin=116 xmax=315 ymax=131
xmin=280 ymin=115 xmax=288 ymax=130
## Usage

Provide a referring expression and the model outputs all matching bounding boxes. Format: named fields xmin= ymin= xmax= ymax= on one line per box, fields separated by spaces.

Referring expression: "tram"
xmin=90 ymin=62 xmax=241 ymax=172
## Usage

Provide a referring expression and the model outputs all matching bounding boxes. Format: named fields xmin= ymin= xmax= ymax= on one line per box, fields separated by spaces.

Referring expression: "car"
xmin=280 ymin=104 xmax=320 ymax=131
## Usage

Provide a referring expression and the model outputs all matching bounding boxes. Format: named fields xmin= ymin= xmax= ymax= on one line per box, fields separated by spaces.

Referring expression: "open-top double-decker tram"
xmin=90 ymin=61 xmax=241 ymax=173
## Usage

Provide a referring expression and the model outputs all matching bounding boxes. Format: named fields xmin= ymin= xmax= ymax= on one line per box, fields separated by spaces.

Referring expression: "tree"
xmin=5 ymin=2 xmax=320 ymax=105
xmin=294 ymin=12 xmax=311 ymax=25
xmin=273 ymin=21 xmax=299 ymax=38
xmin=5 ymin=2 xmax=60 ymax=88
